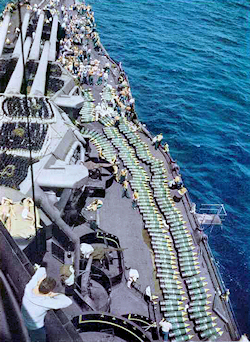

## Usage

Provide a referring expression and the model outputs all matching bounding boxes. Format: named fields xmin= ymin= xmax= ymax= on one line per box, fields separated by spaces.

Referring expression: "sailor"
xmin=96 ymin=72 xmax=103 ymax=85
xmin=21 ymin=265 xmax=72 ymax=342
xmin=221 ymin=289 xmax=230 ymax=302
xmin=168 ymin=176 xmax=183 ymax=190
xmin=81 ymin=67 xmax=88 ymax=85
xmin=163 ymin=142 xmax=169 ymax=153
xmin=77 ymin=49 xmax=84 ymax=62
xmin=80 ymin=243 xmax=94 ymax=258
xmin=82 ymin=44 xmax=87 ymax=59
xmin=104 ymin=62 xmax=110 ymax=74
xmin=86 ymin=199 xmax=103 ymax=211
xmin=87 ymin=48 xmax=91 ymax=63
xmin=60 ymin=264 xmax=75 ymax=296
xmin=95 ymin=103 xmax=102 ymax=121
xmin=153 ymin=133 xmax=163 ymax=150
xmin=88 ymin=70 xmax=94 ymax=85
xmin=119 ymin=169 xmax=127 ymax=184
xmin=114 ymin=115 xmax=120 ymax=127
xmin=103 ymin=71 xmax=109 ymax=86
xmin=170 ymin=159 xmax=180 ymax=174
xmin=122 ymin=180 xmax=130 ymax=199
xmin=129 ymin=97 xmax=135 ymax=108
xmin=173 ymin=187 xmax=187 ymax=202
xmin=132 ymin=190 xmax=139 ymax=209
xmin=127 ymin=269 xmax=139 ymax=288
xmin=159 ymin=318 xmax=172 ymax=341
xmin=125 ymin=106 xmax=132 ymax=119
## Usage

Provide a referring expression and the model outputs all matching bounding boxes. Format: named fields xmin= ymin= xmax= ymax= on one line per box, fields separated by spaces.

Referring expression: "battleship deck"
xmin=0 ymin=0 xmax=240 ymax=341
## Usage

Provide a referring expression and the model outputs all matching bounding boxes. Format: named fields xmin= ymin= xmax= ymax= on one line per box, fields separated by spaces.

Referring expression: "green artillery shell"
xmin=167 ymin=218 xmax=184 ymax=224
xmin=167 ymin=316 xmax=188 ymax=324
xmin=177 ymin=246 xmax=195 ymax=253
xmin=180 ymin=263 xmax=199 ymax=270
xmin=140 ymin=208 xmax=158 ymax=213
xmin=165 ymin=214 xmax=182 ymax=220
xmin=160 ymin=300 xmax=183 ymax=306
xmin=189 ymin=311 xmax=212 ymax=320
xmin=179 ymin=261 xmax=199 ymax=268
xmin=173 ymin=237 xmax=192 ymax=244
xmin=170 ymin=223 xmax=187 ymax=229
xmin=179 ymin=256 xmax=198 ymax=262
xmin=190 ymin=293 xmax=212 ymax=301
xmin=207 ymin=334 xmax=223 ymax=341
xmin=158 ymin=279 xmax=182 ymax=285
xmin=156 ymin=260 xmax=176 ymax=267
xmin=195 ymin=322 xmax=217 ymax=331
xmin=188 ymin=305 xmax=209 ymax=314
xmin=164 ymin=311 xmax=188 ymax=318
xmin=175 ymin=242 xmax=194 ymax=250
xmin=157 ymin=271 xmax=179 ymax=278
xmin=180 ymin=265 xmax=200 ymax=272
xmin=152 ymin=239 xmax=173 ymax=246
xmin=185 ymin=276 xmax=205 ymax=284
xmin=161 ymin=288 xmax=185 ymax=295
xmin=171 ymin=334 xmax=194 ymax=342
xmin=155 ymin=249 xmax=175 ymax=255
xmin=178 ymin=251 xmax=197 ymax=258
xmin=148 ymin=229 xmax=166 ymax=234
xmin=155 ymin=256 xmax=176 ymax=262
xmin=174 ymin=240 xmax=194 ymax=247
xmin=159 ymin=282 xmax=182 ymax=290
xmin=152 ymin=238 xmax=172 ymax=245
xmin=150 ymin=232 xmax=170 ymax=238
xmin=156 ymin=263 xmax=177 ymax=270
xmin=186 ymin=281 xmax=207 ymax=290
xmin=155 ymin=255 xmax=176 ymax=261
xmin=189 ymin=288 xmax=209 ymax=296
xmin=181 ymin=270 xmax=201 ymax=278
xmin=160 ymin=305 xmax=185 ymax=312
xmin=195 ymin=316 xmax=217 ymax=325
xmin=171 ymin=230 xmax=189 ymax=236
xmin=146 ymin=226 xmax=165 ymax=230
xmin=171 ymin=322 xmax=190 ymax=330
xmin=163 ymin=294 xmax=187 ymax=301
xmin=169 ymin=223 xmax=187 ymax=229
xmin=169 ymin=328 xmax=192 ymax=338
xmin=189 ymin=299 xmax=211 ymax=307
xmin=170 ymin=222 xmax=186 ymax=228
xmin=200 ymin=327 xmax=222 ymax=338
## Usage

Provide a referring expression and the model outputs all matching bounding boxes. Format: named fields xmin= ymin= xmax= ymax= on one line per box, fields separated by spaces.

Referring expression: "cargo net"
xmin=2 ymin=97 xmax=54 ymax=120
xmin=0 ymin=122 xmax=48 ymax=151
xmin=0 ymin=153 xmax=31 ymax=189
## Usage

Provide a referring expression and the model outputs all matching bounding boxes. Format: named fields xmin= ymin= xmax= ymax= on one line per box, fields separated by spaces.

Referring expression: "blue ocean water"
xmin=1 ymin=0 xmax=249 ymax=335
xmin=86 ymin=0 xmax=250 ymax=334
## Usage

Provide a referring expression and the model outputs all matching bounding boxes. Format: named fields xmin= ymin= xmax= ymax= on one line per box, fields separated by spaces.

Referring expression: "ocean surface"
xmin=87 ymin=0 xmax=250 ymax=334
xmin=1 ymin=0 xmax=249 ymax=335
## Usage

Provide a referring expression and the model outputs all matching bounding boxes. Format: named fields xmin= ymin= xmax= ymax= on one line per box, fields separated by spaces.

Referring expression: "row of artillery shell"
xmin=120 ymin=129 xmax=222 ymax=340
xmin=118 ymin=128 xmax=203 ymax=331
xmin=120 ymin=131 xmax=224 ymax=341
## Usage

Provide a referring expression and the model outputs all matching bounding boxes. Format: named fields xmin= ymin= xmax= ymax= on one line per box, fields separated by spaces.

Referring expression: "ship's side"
xmin=0 ymin=0 xmax=240 ymax=341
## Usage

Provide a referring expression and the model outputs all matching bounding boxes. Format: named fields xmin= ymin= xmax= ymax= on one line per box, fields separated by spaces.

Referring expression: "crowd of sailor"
xmin=55 ymin=3 xmax=137 ymax=122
